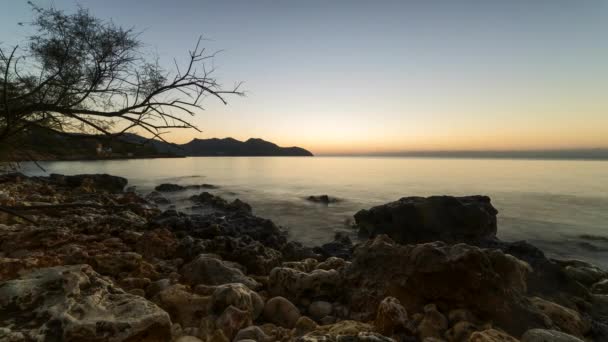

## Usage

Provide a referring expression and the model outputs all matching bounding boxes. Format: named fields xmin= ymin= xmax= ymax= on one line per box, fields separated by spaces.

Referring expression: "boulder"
xmin=521 ymin=329 xmax=585 ymax=342
xmin=417 ymin=304 xmax=448 ymax=340
xmin=234 ymin=326 xmax=271 ymax=341
xmin=145 ymin=191 xmax=171 ymax=205
xmin=155 ymin=183 xmax=186 ymax=192
xmin=181 ymin=254 xmax=259 ymax=289
xmin=190 ymin=192 xmax=252 ymax=213
xmin=343 ymin=236 xmax=544 ymax=336
xmin=0 ymin=265 xmax=171 ymax=341
xmin=354 ymin=195 xmax=497 ymax=244
xmin=306 ymin=195 xmax=340 ymax=204
xmin=263 ymin=296 xmax=301 ymax=328
xmin=135 ymin=228 xmax=178 ymax=259
xmin=216 ymin=305 xmax=252 ymax=340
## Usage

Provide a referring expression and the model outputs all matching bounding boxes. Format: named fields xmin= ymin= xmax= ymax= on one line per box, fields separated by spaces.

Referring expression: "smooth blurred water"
xmin=22 ymin=156 xmax=608 ymax=267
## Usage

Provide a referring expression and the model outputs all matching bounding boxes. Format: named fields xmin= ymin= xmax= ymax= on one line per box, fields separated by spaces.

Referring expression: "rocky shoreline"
xmin=0 ymin=173 xmax=607 ymax=342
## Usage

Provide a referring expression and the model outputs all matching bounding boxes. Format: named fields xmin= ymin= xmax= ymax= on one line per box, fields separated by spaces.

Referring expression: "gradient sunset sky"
xmin=2 ymin=0 xmax=607 ymax=154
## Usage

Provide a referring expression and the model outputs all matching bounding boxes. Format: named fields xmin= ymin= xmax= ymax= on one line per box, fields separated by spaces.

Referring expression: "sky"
xmin=1 ymin=0 xmax=608 ymax=155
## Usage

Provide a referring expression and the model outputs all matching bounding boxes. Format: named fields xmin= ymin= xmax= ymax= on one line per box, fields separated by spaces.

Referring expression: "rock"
xmin=314 ymin=232 xmax=354 ymax=260
xmin=591 ymin=279 xmax=608 ymax=294
xmin=308 ymin=301 xmax=333 ymax=321
xmin=418 ymin=304 xmax=448 ymax=340
xmin=210 ymin=283 xmax=264 ymax=319
xmin=560 ymin=261 xmax=606 ymax=286
xmin=263 ymin=296 xmax=301 ymax=328
xmin=135 ymin=228 xmax=178 ymax=259
xmin=234 ymin=326 xmax=271 ymax=341
xmin=0 ymin=265 xmax=171 ymax=341
xmin=198 ymin=236 xmax=283 ymax=275
xmin=316 ymin=256 xmax=349 ymax=270
xmin=49 ymin=173 xmax=128 ymax=193
xmin=146 ymin=278 xmax=172 ymax=297
xmin=306 ymin=195 xmax=340 ymax=204
xmin=152 ymin=284 xmax=210 ymax=327
xmin=374 ymin=297 xmax=410 ymax=336
xmin=145 ymin=191 xmax=171 ymax=204
xmin=521 ymin=329 xmax=585 ymax=342
xmin=155 ymin=183 xmax=186 ymax=192
xmin=181 ymin=254 xmax=259 ymax=289
xmin=297 ymin=320 xmax=384 ymax=340
xmin=468 ymin=329 xmax=518 ymax=342
xmin=343 ymin=236 xmax=543 ymax=336
xmin=216 ymin=305 xmax=252 ymax=340
xmin=175 ymin=336 xmax=204 ymax=342
xmin=281 ymin=241 xmax=320 ymax=261
xmin=354 ymin=195 xmax=497 ymax=244
xmin=268 ymin=267 xmax=341 ymax=302
xmin=445 ymin=321 xmax=479 ymax=342
xmin=190 ymin=192 xmax=252 ymax=213
xmin=529 ymin=297 xmax=590 ymax=338
xmin=294 ymin=316 xmax=318 ymax=337
xmin=448 ymin=309 xmax=479 ymax=325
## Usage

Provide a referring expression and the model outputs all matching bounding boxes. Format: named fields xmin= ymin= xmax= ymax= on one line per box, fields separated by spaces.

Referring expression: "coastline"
xmin=0 ymin=173 xmax=607 ymax=341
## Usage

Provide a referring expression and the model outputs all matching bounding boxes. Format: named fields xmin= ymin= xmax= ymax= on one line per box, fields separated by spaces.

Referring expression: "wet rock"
xmin=529 ymin=297 xmax=590 ymax=338
xmin=181 ymin=254 xmax=259 ymax=289
xmin=354 ymin=195 xmax=497 ymax=244
xmin=521 ymin=329 xmax=585 ymax=342
xmin=374 ymin=297 xmax=410 ymax=336
xmin=343 ymin=236 xmax=543 ymax=336
xmin=151 ymin=209 xmax=287 ymax=250
xmin=155 ymin=183 xmax=186 ymax=192
xmin=281 ymin=241 xmax=320 ymax=262
xmin=263 ymin=296 xmax=302 ymax=328
xmin=561 ymin=261 xmax=607 ymax=286
xmin=309 ymin=301 xmax=333 ymax=321
xmin=190 ymin=192 xmax=252 ymax=213
xmin=306 ymin=195 xmax=340 ymax=204
xmin=468 ymin=329 xmax=518 ymax=342
xmin=268 ymin=266 xmax=341 ymax=302
xmin=0 ymin=265 xmax=171 ymax=341
xmin=152 ymin=284 xmax=210 ymax=327
xmin=314 ymin=232 xmax=354 ymax=260
xmin=146 ymin=191 xmax=171 ymax=204
xmin=210 ymin=283 xmax=264 ymax=319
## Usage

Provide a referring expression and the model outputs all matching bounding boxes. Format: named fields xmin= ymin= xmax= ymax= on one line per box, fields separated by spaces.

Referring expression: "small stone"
xmin=308 ymin=301 xmax=333 ymax=321
xmin=263 ymin=296 xmax=301 ymax=328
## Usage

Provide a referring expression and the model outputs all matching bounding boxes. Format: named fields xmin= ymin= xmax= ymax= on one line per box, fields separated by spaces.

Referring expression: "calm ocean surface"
xmin=23 ymin=156 xmax=608 ymax=267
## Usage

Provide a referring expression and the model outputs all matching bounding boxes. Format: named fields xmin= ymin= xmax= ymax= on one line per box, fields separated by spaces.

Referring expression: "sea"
xmin=22 ymin=156 xmax=608 ymax=268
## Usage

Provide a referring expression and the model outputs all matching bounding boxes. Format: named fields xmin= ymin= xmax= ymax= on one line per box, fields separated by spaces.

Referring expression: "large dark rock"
xmin=342 ymin=235 xmax=547 ymax=336
xmin=354 ymin=195 xmax=498 ymax=244
xmin=189 ymin=192 xmax=252 ymax=213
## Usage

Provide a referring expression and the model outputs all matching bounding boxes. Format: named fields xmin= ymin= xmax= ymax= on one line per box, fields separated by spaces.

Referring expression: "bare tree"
xmin=0 ymin=3 xmax=242 ymax=164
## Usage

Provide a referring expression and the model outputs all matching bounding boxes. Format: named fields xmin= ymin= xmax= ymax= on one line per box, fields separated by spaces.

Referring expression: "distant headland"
xmin=14 ymin=130 xmax=313 ymax=161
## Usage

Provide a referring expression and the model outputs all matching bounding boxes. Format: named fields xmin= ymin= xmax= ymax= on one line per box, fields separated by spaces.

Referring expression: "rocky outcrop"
xmin=0 ymin=265 xmax=171 ymax=341
xmin=190 ymin=192 xmax=252 ymax=213
xmin=49 ymin=173 xmax=128 ymax=193
xmin=342 ymin=235 xmax=543 ymax=336
xmin=354 ymin=195 xmax=498 ymax=244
